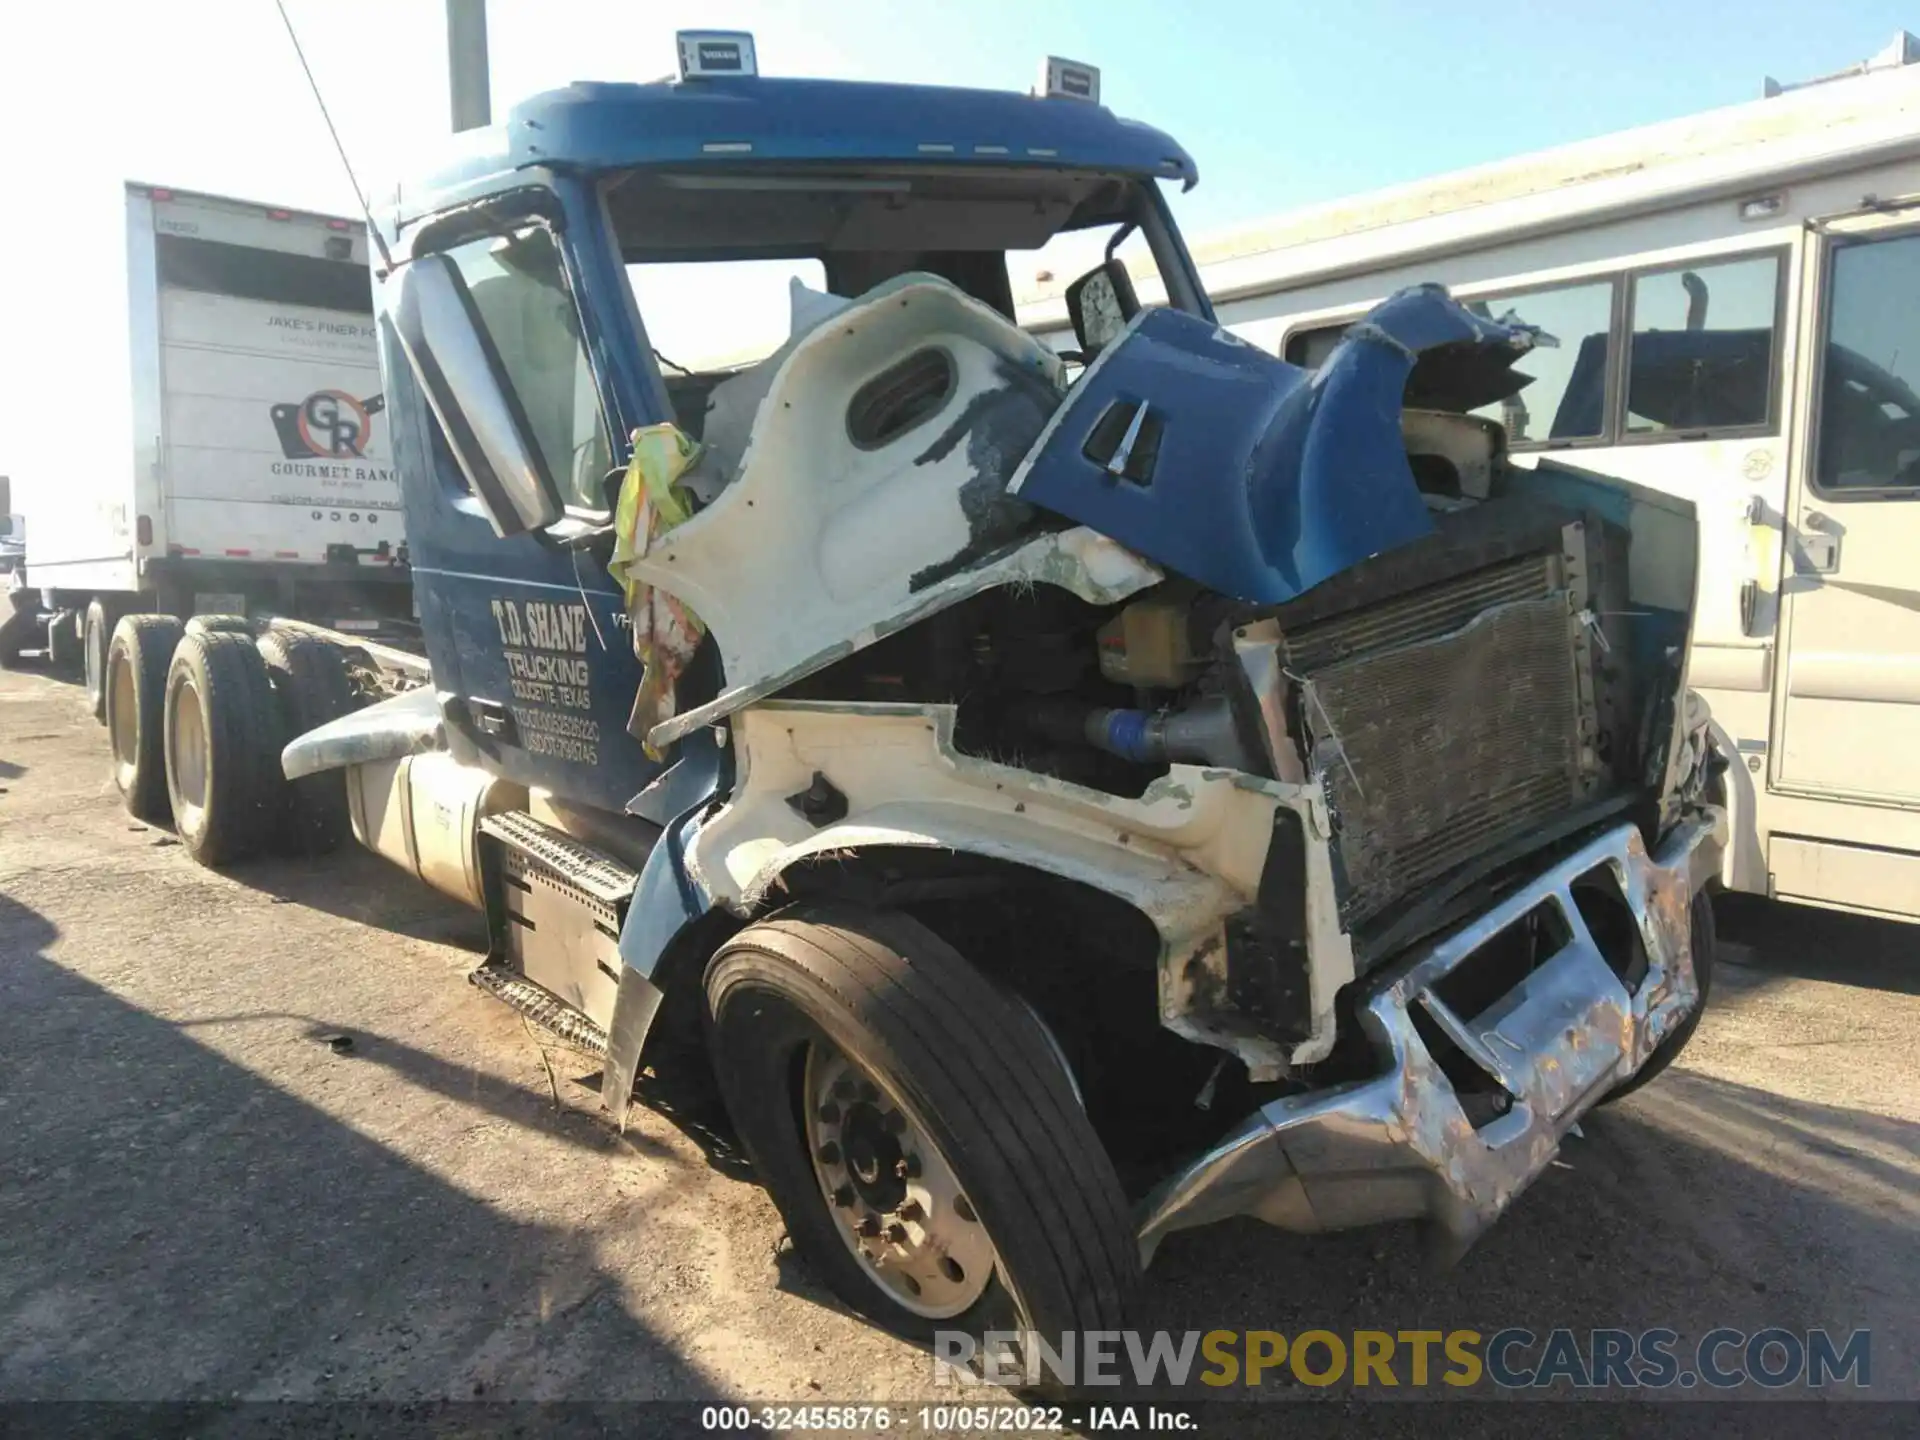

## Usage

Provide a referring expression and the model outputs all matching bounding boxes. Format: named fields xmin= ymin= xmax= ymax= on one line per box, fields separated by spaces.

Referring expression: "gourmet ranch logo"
xmin=271 ymin=390 xmax=382 ymax=460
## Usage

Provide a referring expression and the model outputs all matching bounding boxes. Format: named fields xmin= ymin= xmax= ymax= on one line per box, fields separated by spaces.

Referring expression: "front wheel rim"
xmin=804 ymin=1042 xmax=998 ymax=1320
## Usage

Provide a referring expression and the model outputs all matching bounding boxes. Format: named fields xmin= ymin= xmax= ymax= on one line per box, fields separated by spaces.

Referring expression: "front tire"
xmin=163 ymin=631 xmax=287 ymax=867
xmin=106 ymin=615 xmax=183 ymax=823
xmin=704 ymin=906 xmax=1140 ymax=1348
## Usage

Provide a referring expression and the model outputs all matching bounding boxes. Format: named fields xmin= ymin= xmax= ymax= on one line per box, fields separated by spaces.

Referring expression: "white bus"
xmin=1035 ymin=40 xmax=1920 ymax=923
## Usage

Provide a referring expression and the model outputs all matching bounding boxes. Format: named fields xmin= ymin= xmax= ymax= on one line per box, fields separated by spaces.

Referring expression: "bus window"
xmin=1284 ymin=282 xmax=1614 ymax=448
xmin=1464 ymin=280 xmax=1614 ymax=445
xmin=1283 ymin=323 xmax=1350 ymax=371
xmin=1816 ymin=233 xmax=1920 ymax=493
xmin=1625 ymin=253 xmax=1781 ymax=437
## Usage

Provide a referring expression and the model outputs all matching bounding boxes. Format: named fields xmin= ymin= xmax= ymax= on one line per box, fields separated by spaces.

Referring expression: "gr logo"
xmin=272 ymin=390 xmax=385 ymax=460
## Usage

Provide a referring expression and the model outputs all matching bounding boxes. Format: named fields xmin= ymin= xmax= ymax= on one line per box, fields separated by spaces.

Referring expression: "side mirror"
xmin=390 ymin=254 xmax=562 ymax=537
xmin=1066 ymin=258 xmax=1139 ymax=360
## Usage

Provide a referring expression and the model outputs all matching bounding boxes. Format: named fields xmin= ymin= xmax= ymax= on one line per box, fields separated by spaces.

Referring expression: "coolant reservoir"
xmin=1097 ymin=597 xmax=1205 ymax=688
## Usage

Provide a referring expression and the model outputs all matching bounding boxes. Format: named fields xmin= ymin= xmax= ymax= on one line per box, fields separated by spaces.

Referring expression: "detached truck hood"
xmin=1008 ymin=283 xmax=1537 ymax=605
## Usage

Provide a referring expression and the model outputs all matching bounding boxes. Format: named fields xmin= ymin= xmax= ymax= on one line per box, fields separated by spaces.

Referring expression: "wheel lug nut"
xmin=818 ymin=1101 xmax=840 ymax=1123
xmin=817 ymin=1141 xmax=841 ymax=1166
xmin=856 ymin=1215 xmax=881 ymax=1238
xmin=884 ymin=1222 xmax=909 ymax=1244
xmin=899 ymin=1200 xmax=924 ymax=1223
xmin=832 ymin=1185 xmax=855 ymax=1208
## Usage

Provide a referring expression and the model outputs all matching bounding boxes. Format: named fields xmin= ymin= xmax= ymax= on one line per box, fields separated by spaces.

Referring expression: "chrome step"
xmin=480 ymin=809 xmax=639 ymax=906
xmin=469 ymin=959 xmax=609 ymax=1058
xmin=476 ymin=811 xmax=639 ymax=1052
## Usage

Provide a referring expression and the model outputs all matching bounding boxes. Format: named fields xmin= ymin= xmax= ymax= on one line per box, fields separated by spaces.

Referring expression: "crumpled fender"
xmin=1006 ymin=283 xmax=1535 ymax=606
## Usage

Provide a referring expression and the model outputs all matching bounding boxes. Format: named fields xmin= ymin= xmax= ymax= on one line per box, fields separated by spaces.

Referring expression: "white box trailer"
xmin=3 ymin=183 xmax=411 ymax=685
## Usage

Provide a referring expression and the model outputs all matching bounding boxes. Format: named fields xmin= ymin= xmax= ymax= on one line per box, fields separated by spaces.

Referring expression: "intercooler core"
xmin=1276 ymin=519 xmax=1601 ymax=930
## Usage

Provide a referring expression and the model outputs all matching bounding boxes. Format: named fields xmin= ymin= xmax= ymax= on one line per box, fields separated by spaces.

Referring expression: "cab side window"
xmin=443 ymin=225 xmax=613 ymax=514
xmin=1625 ymin=253 xmax=1781 ymax=436
xmin=1816 ymin=233 xmax=1920 ymax=494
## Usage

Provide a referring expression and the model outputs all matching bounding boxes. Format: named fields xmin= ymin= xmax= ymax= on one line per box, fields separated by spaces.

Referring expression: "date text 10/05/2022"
xmin=700 ymin=1405 xmax=1193 ymax=1431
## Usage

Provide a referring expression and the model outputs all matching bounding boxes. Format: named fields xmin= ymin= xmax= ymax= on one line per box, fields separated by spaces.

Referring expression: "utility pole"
xmin=447 ymin=0 xmax=491 ymax=132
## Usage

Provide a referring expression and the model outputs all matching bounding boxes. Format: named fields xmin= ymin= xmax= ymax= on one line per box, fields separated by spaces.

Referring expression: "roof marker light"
xmin=677 ymin=31 xmax=757 ymax=81
xmin=1037 ymin=56 xmax=1099 ymax=104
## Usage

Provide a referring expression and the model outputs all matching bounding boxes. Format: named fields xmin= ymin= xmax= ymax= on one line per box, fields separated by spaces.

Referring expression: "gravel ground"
xmin=2 ymin=662 xmax=1915 ymax=1436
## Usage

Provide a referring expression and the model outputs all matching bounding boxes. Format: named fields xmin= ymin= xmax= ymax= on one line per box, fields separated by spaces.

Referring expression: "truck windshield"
xmin=606 ymin=166 xmax=1175 ymax=428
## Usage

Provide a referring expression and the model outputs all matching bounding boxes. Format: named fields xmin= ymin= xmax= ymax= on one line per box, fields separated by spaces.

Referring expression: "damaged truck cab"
xmin=287 ymin=42 xmax=1726 ymax=1339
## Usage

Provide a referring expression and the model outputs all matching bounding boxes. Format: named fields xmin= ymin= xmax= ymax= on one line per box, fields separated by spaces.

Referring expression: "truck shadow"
xmin=0 ymin=891 xmax=726 ymax=1405
xmin=1128 ymin=1066 xmax=1920 ymax=1401
xmin=1716 ymin=892 xmax=1920 ymax=997
xmin=221 ymin=842 xmax=490 ymax=951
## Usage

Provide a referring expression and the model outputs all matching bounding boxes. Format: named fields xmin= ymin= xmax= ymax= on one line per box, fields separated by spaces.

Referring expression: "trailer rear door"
xmin=148 ymin=194 xmax=398 ymax=565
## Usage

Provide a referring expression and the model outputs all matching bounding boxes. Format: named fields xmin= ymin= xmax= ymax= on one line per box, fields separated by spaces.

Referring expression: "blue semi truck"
xmin=100 ymin=37 xmax=1727 ymax=1346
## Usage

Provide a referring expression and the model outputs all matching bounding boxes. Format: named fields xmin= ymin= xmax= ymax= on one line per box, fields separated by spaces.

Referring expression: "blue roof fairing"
xmin=393 ymin=76 xmax=1198 ymax=226
xmin=1007 ymin=285 xmax=1537 ymax=607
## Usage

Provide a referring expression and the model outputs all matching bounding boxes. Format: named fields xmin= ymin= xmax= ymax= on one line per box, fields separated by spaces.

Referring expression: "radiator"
xmin=1283 ymin=550 xmax=1597 ymax=929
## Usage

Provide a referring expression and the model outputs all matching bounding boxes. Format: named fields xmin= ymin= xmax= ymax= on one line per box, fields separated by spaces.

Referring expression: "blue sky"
xmin=0 ymin=1 xmax=1913 ymax=479
xmin=1 ymin=1 xmax=1912 ymax=235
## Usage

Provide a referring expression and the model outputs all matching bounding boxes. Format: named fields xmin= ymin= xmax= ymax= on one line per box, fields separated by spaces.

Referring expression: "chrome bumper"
xmin=1137 ymin=809 xmax=1725 ymax=1264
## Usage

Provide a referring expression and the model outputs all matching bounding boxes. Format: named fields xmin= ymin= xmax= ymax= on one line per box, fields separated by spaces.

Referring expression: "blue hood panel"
xmin=1009 ymin=285 xmax=1534 ymax=607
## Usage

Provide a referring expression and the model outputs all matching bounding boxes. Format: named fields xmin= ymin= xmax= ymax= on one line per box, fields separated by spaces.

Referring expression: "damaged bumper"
xmin=1137 ymin=807 xmax=1725 ymax=1264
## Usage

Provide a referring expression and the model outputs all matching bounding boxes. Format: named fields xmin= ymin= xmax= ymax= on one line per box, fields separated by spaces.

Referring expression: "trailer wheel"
xmin=84 ymin=599 xmax=120 ymax=722
xmin=703 ymin=905 xmax=1140 ymax=1349
xmin=106 ymin=614 xmax=184 ymax=823
xmin=1600 ymin=888 xmax=1716 ymax=1104
xmin=186 ymin=614 xmax=252 ymax=638
xmin=163 ymin=631 xmax=287 ymax=867
xmin=257 ymin=630 xmax=358 ymax=853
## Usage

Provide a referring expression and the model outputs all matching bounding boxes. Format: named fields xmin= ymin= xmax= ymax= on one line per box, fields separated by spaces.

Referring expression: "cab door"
xmin=388 ymin=210 xmax=664 ymax=810
xmin=1773 ymin=212 xmax=1920 ymax=804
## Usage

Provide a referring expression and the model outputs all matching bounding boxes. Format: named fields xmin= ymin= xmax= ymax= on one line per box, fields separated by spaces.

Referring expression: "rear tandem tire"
xmin=84 ymin=599 xmax=118 ymax=722
xmin=1600 ymin=888 xmax=1716 ymax=1104
xmin=186 ymin=613 xmax=252 ymax=638
xmin=256 ymin=629 xmax=359 ymax=854
xmin=163 ymin=630 xmax=287 ymax=868
xmin=106 ymin=614 xmax=184 ymax=824
xmin=703 ymin=905 xmax=1141 ymax=1354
